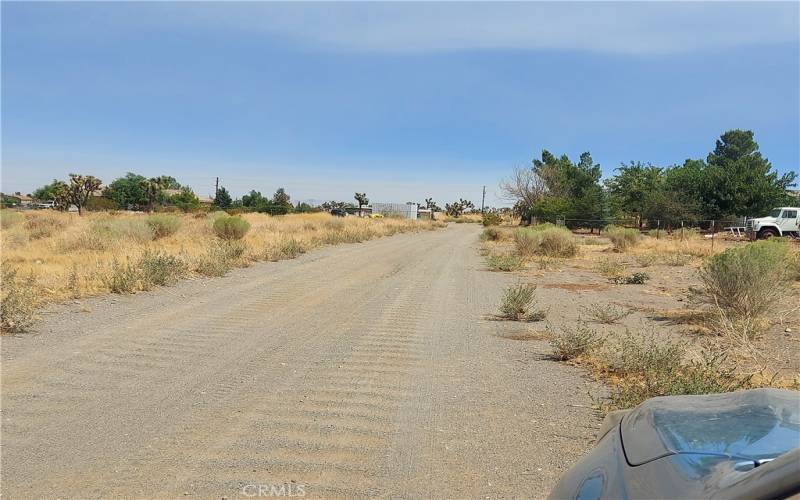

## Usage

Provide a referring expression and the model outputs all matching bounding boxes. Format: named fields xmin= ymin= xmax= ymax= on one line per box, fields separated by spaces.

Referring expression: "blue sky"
xmin=2 ymin=2 xmax=798 ymax=206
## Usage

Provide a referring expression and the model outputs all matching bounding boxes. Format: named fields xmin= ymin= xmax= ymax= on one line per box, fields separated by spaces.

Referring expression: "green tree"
xmin=270 ymin=188 xmax=293 ymax=214
xmin=532 ymin=150 xmax=604 ymax=224
xmin=106 ymin=173 xmax=149 ymax=210
xmin=241 ymin=190 xmax=265 ymax=208
xmin=140 ymin=177 xmax=170 ymax=212
xmin=168 ymin=187 xmax=201 ymax=212
xmin=32 ymin=181 xmax=64 ymax=202
xmin=214 ymin=186 xmax=232 ymax=208
xmin=701 ymin=129 xmax=796 ymax=218
xmin=604 ymin=161 xmax=663 ymax=226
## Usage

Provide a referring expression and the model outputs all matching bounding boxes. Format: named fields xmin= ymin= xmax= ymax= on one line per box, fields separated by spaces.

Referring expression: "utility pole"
xmin=215 ymin=177 xmax=219 ymax=199
xmin=480 ymin=185 xmax=486 ymax=214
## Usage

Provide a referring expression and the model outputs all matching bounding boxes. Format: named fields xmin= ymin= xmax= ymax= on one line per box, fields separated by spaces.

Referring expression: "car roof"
xmin=621 ymin=388 xmax=800 ymax=466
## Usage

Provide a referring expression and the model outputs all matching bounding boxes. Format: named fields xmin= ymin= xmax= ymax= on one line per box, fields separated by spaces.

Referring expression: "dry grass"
xmin=0 ymin=210 xmax=441 ymax=318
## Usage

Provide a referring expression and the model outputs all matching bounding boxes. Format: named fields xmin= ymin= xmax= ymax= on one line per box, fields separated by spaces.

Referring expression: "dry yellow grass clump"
xmin=1 ymin=210 xmax=441 ymax=308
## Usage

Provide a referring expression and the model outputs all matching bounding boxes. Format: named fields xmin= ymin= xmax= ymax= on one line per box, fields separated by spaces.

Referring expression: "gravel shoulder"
xmin=1 ymin=224 xmax=600 ymax=499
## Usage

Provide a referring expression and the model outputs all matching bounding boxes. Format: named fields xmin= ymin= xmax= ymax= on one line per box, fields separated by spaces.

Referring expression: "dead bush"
xmin=1 ymin=267 xmax=37 ymax=332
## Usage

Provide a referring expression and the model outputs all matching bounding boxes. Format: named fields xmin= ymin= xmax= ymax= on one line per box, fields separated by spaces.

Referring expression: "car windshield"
xmin=769 ymin=209 xmax=782 ymax=217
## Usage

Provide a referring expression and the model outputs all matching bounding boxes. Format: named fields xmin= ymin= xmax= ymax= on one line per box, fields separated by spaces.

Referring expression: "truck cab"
xmin=746 ymin=207 xmax=800 ymax=239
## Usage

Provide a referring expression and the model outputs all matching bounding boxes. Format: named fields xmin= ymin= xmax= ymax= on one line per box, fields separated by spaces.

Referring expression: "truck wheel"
xmin=759 ymin=228 xmax=778 ymax=239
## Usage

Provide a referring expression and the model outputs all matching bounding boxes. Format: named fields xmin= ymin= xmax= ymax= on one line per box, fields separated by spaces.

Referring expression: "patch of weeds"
xmin=480 ymin=227 xmax=502 ymax=241
xmin=498 ymin=283 xmax=547 ymax=321
xmin=633 ymin=253 xmax=658 ymax=267
xmin=213 ymin=216 xmax=251 ymax=240
xmin=104 ymin=258 xmax=140 ymax=294
xmin=67 ymin=264 xmax=80 ymax=298
xmin=662 ymin=253 xmax=692 ymax=266
xmin=582 ymin=303 xmax=632 ymax=324
xmin=137 ymin=251 xmax=188 ymax=288
xmin=1 ymin=267 xmax=37 ymax=333
xmin=514 ymin=227 xmax=578 ymax=258
xmin=486 ymin=254 xmax=524 ymax=272
xmin=196 ymin=241 xmax=248 ymax=277
xmin=613 ymin=272 xmax=650 ymax=285
xmin=597 ymin=257 xmax=625 ymax=280
xmin=605 ymin=226 xmax=640 ymax=252
xmin=25 ymin=214 xmax=65 ymax=240
xmin=481 ymin=212 xmax=502 ymax=226
xmin=146 ymin=214 xmax=181 ymax=239
xmin=549 ymin=322 xmax=604 ymax=361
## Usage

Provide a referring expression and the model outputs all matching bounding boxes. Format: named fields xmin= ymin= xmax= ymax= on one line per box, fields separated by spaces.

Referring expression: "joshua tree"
xmin=65 ymin=174 xmax=102 ymax=215
xmin=354 ymin=192 xmax=369 ymax=206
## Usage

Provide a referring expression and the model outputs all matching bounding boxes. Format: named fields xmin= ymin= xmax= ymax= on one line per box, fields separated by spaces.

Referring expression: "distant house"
xmin=788 ymin=189 xmax=800 ymax=200
xmin=198 ymin=195 xmax=214 ymax=205
xmin=13 ymin=192 xmax=33 ymax=206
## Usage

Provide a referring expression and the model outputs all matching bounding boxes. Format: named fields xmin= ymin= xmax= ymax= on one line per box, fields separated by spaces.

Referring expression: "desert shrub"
xmin=486 ymin=254 xmax=524 ymax=272
xmin=137 ymin=251 xmax=187 ymax=287
xmin=498 ymin=283 xmax=546 ymax=321
xmin=196 ymin=241 xmax=248 ymax=277
xmin=538 ymin=227 xmax=578 ymax=258
xmin=698 ymin=240 xmax=792 ymax=321
xmin=662 ymin=253 xmax=692 ymax=266
xmin=0 ymin=210 xmax=24 ymax=229
xmin=597 ymin=257 xmax=625 ymax=279
xmin=481 ymin=227 xmax=502 ymax=241
xmin=549 ymin=322 xmax=604 ymax=361
xmin=264 ymin=237 xmax=307 ymax=261
xmin=607 ymin=330 xmax=684 ymax=376
xmin=582 ymin=303 xmax=632 ymax=324
xmin=145 ymin=214 xmax=181 ymax=239
xmin=104 ymin=259 xmax=140 ymax=294
xmin=606 ymin=226 xmax=640 ymax=252
xmin=1 ymin=267 xmax=37 ymax=332
xmin=24 ymin=213 xmax=65 ymax=240
xmin=514 ymin=227 xmax=577 ymax=258
xmin=633 ymin=253 xmax=658 ymax=267
xmin=212 ymin=216 xmax=251 ymax=240
xmin=91 ymin=218 xmax=154 ymax=244
xmin=482 ymin=212 xmax=502 ymax=226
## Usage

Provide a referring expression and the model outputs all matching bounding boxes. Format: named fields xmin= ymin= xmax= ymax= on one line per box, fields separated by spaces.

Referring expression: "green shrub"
xmin=529 ymin=222 xmax=558 ymax=231
xmin=549 ymin=322 xmax=604 ymax=361
xmin=486 ymin=254 xmax=524 ymax=272
xmin=602 ymin=332 xmax=751 ymax=411
xmin=498 ymin=284 xmax=547 ymax=321
xmin=104 ymin=259 xmax=140 ymax=294
xmin=137 ymin=251 xmax=187 ymax=287
xmin=146 ymin=214 xmax=181 ymax=239
xmin=481 ymin=212 xmax=502 ymax=226
xmin=212 ymin=216 xmax=251 ymax=240
xmin=1 ymin=267 xmax=37 ymax=332
xmin=605 ymin=226 xmax=640 ymax=252
xmin=698 ymin=240 xmax=793 ymax=321
xmin=537 ymin=227 xmax=578 ymax=258
xmin=613 ymin=272 xmax=650 ymax=285
xmin=514 ymin=226 xmax=578 ymax=258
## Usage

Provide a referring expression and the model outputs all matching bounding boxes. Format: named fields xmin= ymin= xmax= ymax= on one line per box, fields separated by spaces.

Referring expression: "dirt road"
xmin=2 ymin=224 xmax=599 ymax=499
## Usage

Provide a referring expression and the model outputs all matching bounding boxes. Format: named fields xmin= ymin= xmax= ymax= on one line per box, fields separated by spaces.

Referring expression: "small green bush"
xmin=498 ymin=284 xmax=547 ymax=321
xmin=514 ymin=227 xmax=577 ymax=258
xmin=146 ymin=214 xmax=181 ymax=239
xmin=699 ymin=240 xmax=793 ymax=321
xmin=481 ymin=212 xmax=502 ymax=226
xmin=486 ymin=254 xmax=524 ymax=272
xmin=613 ymin=272 xmax=650 ymax=285
xmin=606 ymin=226 xmax=640 ymax=252
xmin=212 ymin=216 xmax=251 ymax=240
xmin=1 ymin=267 xmax=37 ymax=332
xmin=104 ymin=259 xmax=140 ymax=294
xmin=549 ymin=322 xmax=604 ymax=361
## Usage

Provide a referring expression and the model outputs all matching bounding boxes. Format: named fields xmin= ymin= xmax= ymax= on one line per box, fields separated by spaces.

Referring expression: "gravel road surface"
xmin=2 ymin=224 xmax=600 ymax=499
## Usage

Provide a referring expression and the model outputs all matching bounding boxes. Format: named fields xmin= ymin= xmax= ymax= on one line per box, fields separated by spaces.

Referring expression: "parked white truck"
xmin=746 ymin=207 xmax=800 ymax=240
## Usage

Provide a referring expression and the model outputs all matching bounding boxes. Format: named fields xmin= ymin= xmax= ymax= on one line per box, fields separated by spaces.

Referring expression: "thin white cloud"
xmin=168 ymin=2 xmax=799 ymax=55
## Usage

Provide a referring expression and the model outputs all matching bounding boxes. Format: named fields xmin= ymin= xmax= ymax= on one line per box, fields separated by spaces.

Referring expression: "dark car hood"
xmin=621 ymin=388 xmax=800 ymax=466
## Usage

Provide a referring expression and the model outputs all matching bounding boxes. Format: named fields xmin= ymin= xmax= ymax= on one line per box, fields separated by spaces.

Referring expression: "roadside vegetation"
xmin=497 ymin=283 xmax=547 ymax=321
xmin=0 ymin=210 xmax=442 ymax=333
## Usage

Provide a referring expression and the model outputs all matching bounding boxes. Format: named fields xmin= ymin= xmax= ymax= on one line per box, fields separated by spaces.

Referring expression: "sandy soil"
xmin=1 ymin=224 xmax=602 ymax=499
